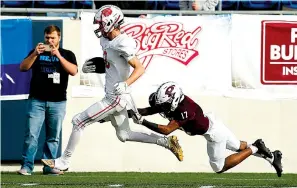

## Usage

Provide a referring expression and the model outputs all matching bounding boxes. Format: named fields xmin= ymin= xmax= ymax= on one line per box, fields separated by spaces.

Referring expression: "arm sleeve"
xmin=138 ymin=106 xmax=162 ymax=116
xmin=117 ymin=38 xmax=137 ymax=62
xmin=127 ymin=106 xmax=161 ymax=118
xmin=65 ymin=50 xmax=78 ymax=65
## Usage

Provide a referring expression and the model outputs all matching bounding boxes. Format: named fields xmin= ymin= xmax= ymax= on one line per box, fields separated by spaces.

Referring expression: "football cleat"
xmin=252 ymin=139 xmax=273 ymax=158
xmin=42 ymin=166 xmax=64 ymax=175
xmin=41 ymin=159 xmax=69 ymax=171
xmin=272 ymin=150 xmax=283 ymax=177
xmin=168 ymin=135 xmax=184 ymax=161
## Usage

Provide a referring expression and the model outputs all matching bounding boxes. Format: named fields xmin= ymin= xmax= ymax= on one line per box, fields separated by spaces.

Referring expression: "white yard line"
xmin=2 ymin=182 xmax=296 ymax=188
xmin=21 ymin=183 xmax=39 ymax=186
xmin=200 ymin=186 xmax=297 ymax=188
xmin=108 ymin=184 xmax=124 ymax=187
xmin=212 ymin=177 xmax=283 ymax=181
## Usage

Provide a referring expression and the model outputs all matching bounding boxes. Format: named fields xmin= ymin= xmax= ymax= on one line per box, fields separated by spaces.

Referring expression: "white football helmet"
xmin=93 ymin=5 xmax=124 ymax=38
xmin=155 ymin=81 xmax=184 ymax=113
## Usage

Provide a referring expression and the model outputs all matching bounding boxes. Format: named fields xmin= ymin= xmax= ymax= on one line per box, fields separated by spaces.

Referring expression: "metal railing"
xmin=1 ymin=8 xmax=297 ymax=19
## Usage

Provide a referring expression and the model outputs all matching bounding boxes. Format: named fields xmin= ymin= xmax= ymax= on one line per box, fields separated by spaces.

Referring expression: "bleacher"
xmin=1 ymin=0 xmax=297 ymax=11
xmin=1 ymin=0 xmax=93 ymax=9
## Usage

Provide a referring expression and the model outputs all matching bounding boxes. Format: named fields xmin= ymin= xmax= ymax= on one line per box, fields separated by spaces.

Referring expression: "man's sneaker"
xmin=168 ymin=135 xmax=184 ymax=161
xmin=41 ymin=159 xmax=69 ymax=171
xmin=43 ymin=166 xmax=64 ymax=175
xmin=252 ymin=139 xmax=273 ymax=158
xmin=272 ymin=150 xmax=283 ymax=177
xmin=17 ymin=168 xmax=31 ymax=176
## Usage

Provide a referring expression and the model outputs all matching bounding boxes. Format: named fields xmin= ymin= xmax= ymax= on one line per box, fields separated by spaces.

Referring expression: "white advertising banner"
xmin=76 ymin=12 xmax=232 ymax=97
xmin=231 ymin=14 xmax=297 ymax=99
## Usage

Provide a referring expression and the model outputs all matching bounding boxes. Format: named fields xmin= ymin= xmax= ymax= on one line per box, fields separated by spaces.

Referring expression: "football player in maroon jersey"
xmin=130 ymin=81 xmax=283 ymax=177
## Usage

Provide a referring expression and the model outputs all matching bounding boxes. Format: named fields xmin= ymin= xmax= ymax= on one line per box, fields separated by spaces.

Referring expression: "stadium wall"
xmin=62 ymin=19 xmax=297 ymax=173
xmin=1 ymin=17 xmax=296 ymax=173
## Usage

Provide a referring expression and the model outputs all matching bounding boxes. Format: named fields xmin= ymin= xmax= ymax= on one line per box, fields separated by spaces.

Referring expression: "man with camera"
xmin=17 ymin=25 xmax=77 ymax=175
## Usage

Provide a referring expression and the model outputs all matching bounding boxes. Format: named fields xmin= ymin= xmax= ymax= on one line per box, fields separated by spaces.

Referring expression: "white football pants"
xmin=57 ymin=94 xmax=168 ymax=168
xmin=203 ymin=113 xmax=241 ymax=173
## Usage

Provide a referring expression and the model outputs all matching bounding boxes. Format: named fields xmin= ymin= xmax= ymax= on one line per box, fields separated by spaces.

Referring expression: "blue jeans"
xmin=21 ymin=98 xmax=66 ymax=172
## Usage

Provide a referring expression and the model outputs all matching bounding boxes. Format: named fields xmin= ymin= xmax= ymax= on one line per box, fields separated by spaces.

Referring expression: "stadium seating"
xmin=221 ymin=0 xmax=240 ymax=10
xmin=159 ymin=0 xmax=180 ymax=10
xmin=239 ymin=0 xmax=281 ymax=10
xmin=147 ymin=0 xmax=160 ymax=10
xmin=34 ymin=0 xmax=74 ymax=9
xmin=74 ymin=0 xmax=93 ymax=9
xmin=1 ymin=0 xmax=33 ymax=8
xmin=281 ymin=0 xmax=297 ymax=9
xmin=2 ymin=0 xmax=297 ymax=12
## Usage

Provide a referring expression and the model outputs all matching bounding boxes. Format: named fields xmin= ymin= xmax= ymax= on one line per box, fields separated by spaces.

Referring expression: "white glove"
xmin=114 ymin=82 xmax=128 ymax=95
xmin=132 ymin=112 xmax=144 ymax=124
xmin=82 ymin=60 xmax=96 ymax=73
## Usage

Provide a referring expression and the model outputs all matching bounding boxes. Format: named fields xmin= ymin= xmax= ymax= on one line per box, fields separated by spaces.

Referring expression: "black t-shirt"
xmin=26 ymin=48 xmax=77 ymax=101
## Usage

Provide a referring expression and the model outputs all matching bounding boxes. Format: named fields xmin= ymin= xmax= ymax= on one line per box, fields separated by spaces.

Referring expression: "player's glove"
xmin=82 ymin=60 xmax=96 ymax=73
xmin=114 ymin=82 xmax=128 ymax=95
xmin=82 ymin=57 xmax=106 ymax=74
xmin=132 ymin=112 xmax=144 ymax=125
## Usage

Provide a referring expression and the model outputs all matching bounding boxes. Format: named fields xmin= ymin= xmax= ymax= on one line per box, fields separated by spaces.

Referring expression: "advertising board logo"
xmin=261 ymin=20 xmax=297 ymax=84
xmin=122 ymin=22 xmax=201 ymax=68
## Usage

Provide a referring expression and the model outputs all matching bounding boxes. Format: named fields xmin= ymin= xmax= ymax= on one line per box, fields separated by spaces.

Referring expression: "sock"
xmin=248 ymin=142 xmax=274 ymax=164
xmin=61 ymin=127 xmax=83 ymax=163
xmin=249 ymin=145 xmax=258 ymax=154
xmin=127 ymin=131 xmax=162 ymax=144
xmin=126 ymin=131 xmax=169 ymax=148
xmin=247 ymin=142 xmax=252 ymax=148
xmin=156 ymin=137 xmax=169 ymax=148
xmin=149 ymin=133 xmax=169 ymax=148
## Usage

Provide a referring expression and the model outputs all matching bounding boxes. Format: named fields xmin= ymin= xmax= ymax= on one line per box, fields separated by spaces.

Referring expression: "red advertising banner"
xmin=261 ymin=21 xmax=297 ymax=84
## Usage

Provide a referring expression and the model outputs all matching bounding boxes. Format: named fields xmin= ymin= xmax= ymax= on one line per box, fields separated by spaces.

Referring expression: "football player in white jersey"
xmin=41 ymin=5 xmax=183 ymax=172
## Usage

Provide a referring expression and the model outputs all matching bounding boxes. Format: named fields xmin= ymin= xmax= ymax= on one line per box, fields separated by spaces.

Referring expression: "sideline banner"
xmin=231 ymin=14 xmax=297 ymax=99
xmin=0 ymin=18 xmax=32 ymax=100
xmin=75 ymin=13 xmax=232 ymax=97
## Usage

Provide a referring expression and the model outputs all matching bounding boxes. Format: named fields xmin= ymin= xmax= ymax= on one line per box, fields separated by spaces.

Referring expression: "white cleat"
xmin=41 ymin=158 xmax=69 ymax=171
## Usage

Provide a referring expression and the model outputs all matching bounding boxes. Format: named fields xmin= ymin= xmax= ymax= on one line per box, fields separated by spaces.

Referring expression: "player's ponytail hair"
xmin=148 ymin=92 xmax=156 ymax=107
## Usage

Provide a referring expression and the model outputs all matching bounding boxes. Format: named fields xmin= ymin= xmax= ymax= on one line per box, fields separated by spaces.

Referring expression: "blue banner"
xmin=0 ymin=18 xmax=32 ymax=99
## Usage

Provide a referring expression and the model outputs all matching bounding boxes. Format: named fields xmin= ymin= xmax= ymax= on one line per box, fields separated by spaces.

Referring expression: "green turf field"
xmin=1 ymin=172 xmax=297 ymax=188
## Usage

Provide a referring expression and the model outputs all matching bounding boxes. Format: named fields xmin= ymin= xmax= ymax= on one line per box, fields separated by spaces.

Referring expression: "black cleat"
xmin=252 ymin=139 xmax=273 ymax=158
xmin=272 ymin=150 xmax=283 ymax=177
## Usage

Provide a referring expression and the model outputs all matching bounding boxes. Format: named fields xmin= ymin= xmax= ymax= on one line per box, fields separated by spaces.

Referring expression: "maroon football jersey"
xmin=169 ymin=95 xmax=210 ymax=135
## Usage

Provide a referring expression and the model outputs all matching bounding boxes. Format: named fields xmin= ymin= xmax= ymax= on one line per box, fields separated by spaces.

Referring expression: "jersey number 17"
xmin=181 ymin=111 xmax=188 ymax=119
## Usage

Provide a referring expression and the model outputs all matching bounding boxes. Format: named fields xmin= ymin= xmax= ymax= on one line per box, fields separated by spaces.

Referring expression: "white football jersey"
xmin=100 ymin=33 xmax=137 ymax=95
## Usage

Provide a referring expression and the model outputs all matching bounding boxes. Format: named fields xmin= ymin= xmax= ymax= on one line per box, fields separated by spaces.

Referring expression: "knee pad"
xmin=116 ymin=130 xmax=129 ymax=142
xmin=209 ymin=159 xmax=225 ymax=173
xmin=72 ymin=113 xmax=84 ymax=131
xmin=72 ymin=113 xmax=81 ymax=125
